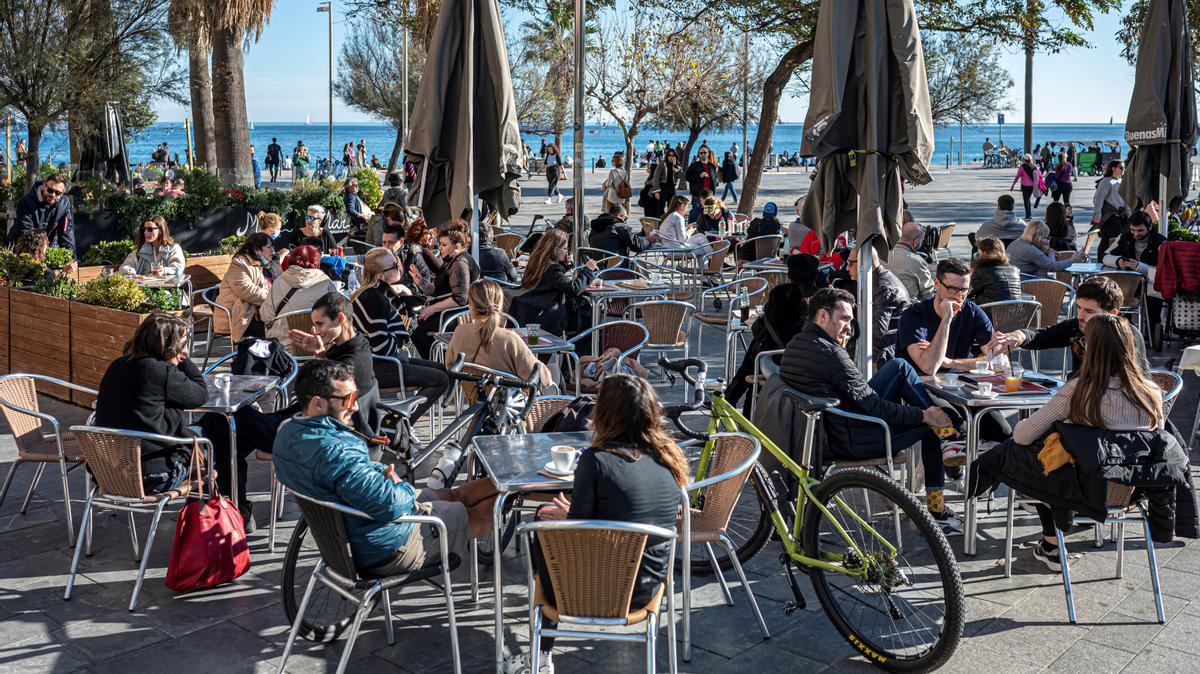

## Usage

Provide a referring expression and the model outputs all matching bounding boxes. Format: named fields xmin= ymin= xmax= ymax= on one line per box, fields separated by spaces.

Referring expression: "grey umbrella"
xmin=1120 ymin=0 xmax=1196 ymax=233
xmin=406 ymin=0 xmax=522 ymax=232
xmin=800 ymin=0 xmax=934 ymax=263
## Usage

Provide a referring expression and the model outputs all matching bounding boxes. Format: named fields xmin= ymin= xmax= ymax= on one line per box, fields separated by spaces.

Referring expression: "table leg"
xmin=591 ymin=300 xmax=601 ymax=355
xmin=963 ymin=408 xmax=985 ymax=556
xmin=493 ymin=491 xmax=511 ymax=673
xmin=227 ymin=413 xmax=239 ymax=511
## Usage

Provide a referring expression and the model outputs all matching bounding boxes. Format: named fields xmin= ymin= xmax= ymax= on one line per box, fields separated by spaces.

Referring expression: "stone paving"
xmin=1 ymin=166 xmax=1198 ymax=672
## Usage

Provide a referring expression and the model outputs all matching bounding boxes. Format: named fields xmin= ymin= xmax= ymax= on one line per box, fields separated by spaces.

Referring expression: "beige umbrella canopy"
xmin=1120 ymin=0 xmax=1197 ymax=230
xmin=406 ymin=0 xmax=522 ymax=228
xmin=800 ymin=0 xmax=934 ymax=263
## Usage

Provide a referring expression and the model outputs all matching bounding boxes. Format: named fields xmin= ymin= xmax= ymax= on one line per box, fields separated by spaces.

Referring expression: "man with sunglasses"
xmin=7 ymin=173 xmax=76 ymax=270
xmin=685 ymin=147 xmax=721 ymax=223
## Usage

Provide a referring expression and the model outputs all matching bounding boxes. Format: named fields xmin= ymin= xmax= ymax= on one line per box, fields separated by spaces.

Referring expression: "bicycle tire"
xmin=676 ymin=470 xmax=773 ymax=575
xmin=280 ymin=519 xmax=373 ymax=643
xmin=802 ymin=467 xmax=964 ymax=672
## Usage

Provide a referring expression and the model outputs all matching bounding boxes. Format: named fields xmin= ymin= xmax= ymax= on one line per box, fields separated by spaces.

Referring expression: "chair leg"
xmin=645 ymin=612 xmax=657 ymax=674
xmin=1142 ymin=513 xmax=1166 ymax=624
xmin=721 ymin=536 xmax=769 ymax=639
xmin=0 ymin=459 xmax=22 ymax=509
xmin=442 ymin=558 xmax=461 ymax=674
xmin=704 ymin=543 xmax=734 ymax=606
xmin=64 ymin=495 xmax=95 ymax=601
xmin=530 ymin=606 xmax=543 ymax=674
xmin=19 ymin=462 xmax=46 ymax=513
xmin=268 ymin=470 xmax=278 ymax=554
xmin=1056 ymin=528 xmax=1077 ymax=624
xmin=1116 ymin=522 xmax=1126 ymax=578
xmin=1004 ymin=492 xmax=1016 ymax=579
xmin=383 ymin=587 xmax=395 ymax=645
xmin=58 ymin=459 xmax=75 ymax=547
xmin=337 ymin=585 xmax=381 ymax=674
xmin=277 ymin=561 xmax=322 ymax=674
xmin=1093 ymin=522 xmax=1104 ymax=548
xmin=84 ymin=476 xmax=94 ymax=557
xmin=130 ymin=500 xmax=169 ymax=611
xmin=666 ymin=572 xmax=677 ymax=674
xmin=469 ymin=537 xmax=479 ymax=603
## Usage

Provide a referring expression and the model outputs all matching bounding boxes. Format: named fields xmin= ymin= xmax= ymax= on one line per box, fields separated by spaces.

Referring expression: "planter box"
xmin=68 ymin=302 xmax=188 ymax=407
xmin=74 ymin=265 xmax=108 ymax=285
xmin=8 ymin=289 xmax=71 ymax=400
xmin=184 ymin=254 xmax=232 ymax=289
xmin=0 ymin=287 xmax=9 ymax=375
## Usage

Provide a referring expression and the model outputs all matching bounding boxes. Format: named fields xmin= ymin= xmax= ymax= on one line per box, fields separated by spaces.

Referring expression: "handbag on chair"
xmin=165 ymin=443 xmax=251 ymax=592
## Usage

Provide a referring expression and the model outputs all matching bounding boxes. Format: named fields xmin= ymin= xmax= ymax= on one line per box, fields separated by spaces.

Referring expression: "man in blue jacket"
xmin=7 ymin=174 xmax=76 ymax=269
xmin=272 ymin=359 xmax=497 ymax=574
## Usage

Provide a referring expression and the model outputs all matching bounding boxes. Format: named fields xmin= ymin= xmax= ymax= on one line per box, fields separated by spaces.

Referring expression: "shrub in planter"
xmin=350 ymin=167 xmax=382 ymax=206
xmin=78 ymin=272 xmax=146 ymax=312
xmin=33 ymin=274 xmax=80 ymax=300
xmin=0 ymin=250 xmax=47 ymax=287
xmin=143 ymin=287 xmax=182 ymax=312
xmin=288 ymin=177 xmax=346 ymax=227
xmin=214 ymin=234 xmax=246 ymax=256
xmin=80 ymin=239 xmax=137 ymax=267
xmin=44 ymin=247 xmax=74 ymax=270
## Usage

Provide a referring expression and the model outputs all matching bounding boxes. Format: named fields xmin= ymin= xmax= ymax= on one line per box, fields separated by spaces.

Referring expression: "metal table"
xmin=435 ymin=328 xmax=572 ymax=356
xmin=743 ymin=257 xmax=785 ymax=272
xmin=1064 ymin=262 xmax=1105 ymax=285
xmin=922 ymin=372 xmax=1063 ymax=555
xmin=471 ymin=431 xmax=591 ymax=672
xmin=190 ymin=374 xmax=281 ymax=509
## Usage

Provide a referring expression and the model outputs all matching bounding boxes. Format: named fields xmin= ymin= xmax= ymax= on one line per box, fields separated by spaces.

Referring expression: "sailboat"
xmin=305 ymin=114 xmax=311 ymax=125
xmin=249 ymin=120 xmax=255 ymax=130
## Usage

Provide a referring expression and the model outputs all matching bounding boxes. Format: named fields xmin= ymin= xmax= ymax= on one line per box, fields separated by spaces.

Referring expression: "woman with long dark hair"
xmin=513 ymin=229 xmax=598 ymax=337
xmin=412 ymin=221 xmax=481 ymax=357
xmin=652 ymin=148 xmax=683 ymax=217
xmin=120 ymin=216 xmax=185 ymax=276
xmin=215 ymin=232 xmax=276 ymax=341
xmin=1044 ymin=202 xmax=1077 ymax=251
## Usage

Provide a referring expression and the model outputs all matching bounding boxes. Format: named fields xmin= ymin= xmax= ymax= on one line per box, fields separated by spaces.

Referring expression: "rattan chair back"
xmin=981 ymin=300 xmax=1041 ymax=333
xmin=294 ymin=494 xmax=360 ymax=581
xmin=526 ymin=397 xmax=573 ymax=433
xmin=495 ymin=232 xmax=522 ymax=260
xmin=690 ymin=434 xmax=758 ymax=533
xmin=537 ymin=528 xmax=648 ymax=619
xmin=73 ymin=430 xmax=146 ymax=500
xmin=0 ymin=376 xmax=43 ymax=456
xmin=1150 ymin=369 xmax=1184 ymax=416
xmin=1021 ymin=279 xmax=1071 ymax=330
xmin=632 ymin=302 xmax=689 ymax=346
xmin=1097 ymin=271 xmax=1144 ymax=309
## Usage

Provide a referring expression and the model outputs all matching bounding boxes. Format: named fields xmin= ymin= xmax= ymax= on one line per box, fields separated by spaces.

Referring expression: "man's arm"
xmin=831 ymin=347 xmax=924 ymax=427
xmin=905 ymin=304 xmax=953 ymax=375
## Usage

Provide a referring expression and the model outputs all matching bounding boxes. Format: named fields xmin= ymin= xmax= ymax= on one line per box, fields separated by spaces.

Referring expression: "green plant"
xmin=78 ymin=273 xmax=146 ymax=312
xmin=215 ymin=234 xmax=246 ymax=256
xmin=142 ymin=287 xmax=182 ymax=311
xmin=81 ymin=240 xmax=137 ymax=267
xmin=0 ymin=250 xmax=47 ymax=287
xmin=1168 ymin=221 xmax=1200 ymax=243
xmin=33 ymin=274 xmax=80 ymax=299
xmin=239 ymin=186 xmax=292 ymax=215
xmin=288 ymin=177 xmax=347 ymax=228
xmin=351 ymin=167 xmax=383 ymax=207
xmin=44 ymin=247 xmax=74 ymax=269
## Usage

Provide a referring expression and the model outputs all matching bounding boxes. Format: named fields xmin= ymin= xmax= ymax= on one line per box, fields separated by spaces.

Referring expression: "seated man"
xmin=977 ymin=194 xmax=1026 ymax=246
xmin=588 ymin=204 xmax=648 ymax=257
xmin=273 ymin=359 xmax=497 ymax=575
xmin=780 ymin=288 xmax=958 ymax=521
xmin=988 ymin=275 xmax=1149 ymax=378
xmin=834 ymin=244 xmax=910 ymax=366
xmin=885 ymin=221 xmax=935 ymax=300
xmin=1100 ymin=210 xmax=1165 ymax=341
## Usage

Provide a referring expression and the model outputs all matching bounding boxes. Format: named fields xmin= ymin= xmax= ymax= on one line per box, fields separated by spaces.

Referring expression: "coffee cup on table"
xmin=976 ymin=382 xmax=993 ymax=396
xmin=550 ymin=445 xmax=578 ymax=473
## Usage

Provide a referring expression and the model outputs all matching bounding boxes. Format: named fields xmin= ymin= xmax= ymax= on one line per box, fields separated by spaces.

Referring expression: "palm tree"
xmin=167 ymin=0 xmax=216 ymax=169
xmin=521 ymin=0 xmax=575 ymax=148
xmin=169 ymin=0 xmax=276 ymax=186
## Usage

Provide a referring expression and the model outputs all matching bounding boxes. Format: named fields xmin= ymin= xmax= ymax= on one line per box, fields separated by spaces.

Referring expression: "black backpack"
xmin=541 ymin=396 xmax=596 ymax=433
xmin=231 ymin=337 xmax=294 ymax=378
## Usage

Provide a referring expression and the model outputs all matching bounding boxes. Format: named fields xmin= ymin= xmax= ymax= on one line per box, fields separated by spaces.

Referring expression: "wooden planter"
xmin=8 ymin=289 xmax=71 ymax=400
xmin=0 ymin=287 xmax=9 ymax=376
xmin=74 ymin=265 xmax=108 ymax=285
xmin=184 ymin=254 xmax=233 ymax=290
xmin=69 ymin=302 xmax=189 ymax=406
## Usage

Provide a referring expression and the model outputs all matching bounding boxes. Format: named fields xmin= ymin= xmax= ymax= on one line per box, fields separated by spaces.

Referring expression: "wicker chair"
xmin=1004 ymin=481 xmax=1165 ymax=624
xmin=524 ymin=396 xmax=576 ymax=433
xmin=1096 ymin=271 xmax=1147 ymax=335
xmin=564 ymin=321 xmax=650 ymax=395
xmin=694 ymin=277 xmax=768 ymax=380
xmin=734 ymin=234 xmax=784 ymax=266
xmin=932 ymin=223 xmax=956 ymax=261
xmin=199 ymin=285 xmax=234 ymax=369
xmin=265 ymin=308 xmax=319 ymax=357
xmin=577 ymin=247 xmax=626 ymax=269
xmin=697 ymin=239 xmax=732 ymax=288
xmin=494 ymin=232 xmax=524 ymax=261
xmin=0 ymin=374 xmax=96 ymax=545
xmin=1021 ymin=279 xmax=1074 ymax=374
xmin=638 ymin=217 xmax=660 ymax=238
xmin=63 ymin=426 xmax=217 ymax=611
xmin=678 ymin=433 xmax=767 ymax=661
xmin=278 ymin=491 xmax=462 ymax=674
xmin=1150 ymin=369 xmax=1184 ymax=417
xmin=518 ymin=519 xmax=677 ymax=674
xmin=980 ymin=299 xmax=1042 ymax=333
xmin=625 ymin=300 xmax=693 ymax=380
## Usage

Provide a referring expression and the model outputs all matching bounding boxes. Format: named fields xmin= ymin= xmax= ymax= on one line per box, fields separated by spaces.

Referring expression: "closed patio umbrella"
xmin=1120 ymin=0 xmax=1196 ymax=235
xmin=799 ymin=0 xmax=934 ymax=374
xmin=406 ymin=0 xmax=522 ymax=235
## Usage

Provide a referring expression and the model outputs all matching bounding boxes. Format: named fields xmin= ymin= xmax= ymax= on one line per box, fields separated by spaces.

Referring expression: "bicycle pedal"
xmin=783 ymin=602 xmax=798 ymax=616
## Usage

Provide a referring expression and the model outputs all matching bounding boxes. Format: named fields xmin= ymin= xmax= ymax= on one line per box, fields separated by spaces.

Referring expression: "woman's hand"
xmin=538 ymin=493 xmax=572 ymax=520
xmin=584 ymin=258 xmax=599 ymax=271
xmin=418 ymin=305 xmax=437 ymax=322
xmin=408 ymin=264 xmax=423 ymax=285
xmin=287 ymin=327 xmax=325 ymax=355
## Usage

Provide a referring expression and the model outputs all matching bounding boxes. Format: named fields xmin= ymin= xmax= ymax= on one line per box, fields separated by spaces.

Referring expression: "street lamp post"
xmin=317 ymin=2 xmax=333 ymax=170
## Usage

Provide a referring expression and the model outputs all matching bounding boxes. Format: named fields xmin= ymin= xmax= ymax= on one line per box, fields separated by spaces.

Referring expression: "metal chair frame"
xmin=1021 ymin=278 xmax=1075 ymax=375
xmin=624 ymin=300 xmax=695 ymax=390
xmin=564 ymin=321 xmax=650 ymax=396
xmin=518 ymin=519 xmax=677 ymax=674
xmin=749 ymin=349 xmax=786 ymax=418
xmin=277 ymin=491 xmax=461 ymax=674
xmin=199 ymin=285 xmax=234 ymax=369
xmin=695 ymin=277 xmax=768 ymax=380
xmin=1096 ymin=270 xmax=1149 ymax=336
xmin=734 ymin=234 xmax=784 ymax=267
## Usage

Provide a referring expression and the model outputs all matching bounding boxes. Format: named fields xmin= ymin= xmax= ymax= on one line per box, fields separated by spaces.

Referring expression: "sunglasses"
xmin=142 ymin=226 xmax=160 ymax=232
xmin=45 ymin=187 xmax=65 ymax=196
xmin=305 ymin=215 xmax=320 ymax=221
xmin=326 ymin=390 xmax=358 ymax=408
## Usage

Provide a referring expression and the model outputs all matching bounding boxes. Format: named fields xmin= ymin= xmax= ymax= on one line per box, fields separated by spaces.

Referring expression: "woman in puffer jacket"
xmin=259 ymin=244 xmax=339 ymax=350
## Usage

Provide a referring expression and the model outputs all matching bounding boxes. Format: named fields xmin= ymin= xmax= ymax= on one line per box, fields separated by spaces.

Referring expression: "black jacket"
xmin=1019 ymin=317 xmax=1150 ymax=378
xmin=1106 ymin=230 xmax=1165 ymax=267
xmin=720 ymin=158 xmax=738 ymax=183
xmin=7 ymin=182 xmax=75 ymax=255
xmin=780 ymin=322 xmax=924 ymax=458
xmin=478 ymin=243 xmax=518 ymax=283
xmin=325 ymin=333 xmax=381 ymax=435
xmin=684 ymin=160 xmax=719 ymax=197
xmin=588 ymin=215 xmax=647 ymax=257
xmin=95 ymin=356 xmax=208 ymax=478
xmin=969 ymin=261 xmax=1022 ymax=306
xmin=970 ymin=426 xmax=1198 ymax=543
xmin=834 ymin=266 xmax=910 ymax=363
xmin=510 ymin=262 xmax=596 ymax=336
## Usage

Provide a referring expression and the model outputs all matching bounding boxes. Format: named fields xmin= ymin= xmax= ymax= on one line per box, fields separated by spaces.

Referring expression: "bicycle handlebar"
xmin=659 ymin=357 xmax=707 ymax=406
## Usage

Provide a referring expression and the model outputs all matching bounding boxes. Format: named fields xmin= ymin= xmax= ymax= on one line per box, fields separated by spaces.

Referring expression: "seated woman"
xmin=277 ymin=204 xmax=338 ymax=254
xmin=94 ymin=312 xmax=208 ymax=495
xmin=1008 ymin=219 xmax=1083 ymax=277
xmin=400 ymin=217 xmax=436 ymax=292
xmin=477 ymin=225 xmax=519 ymax=284
xmin=446 ymin=279 xmax=553 ymax=398
xmin=969 ymin=236 xmax=1022 ymax=305
xmin=1045 ymin=202 xmax=1077 ymax=251
xmin=9 ymin=230 xmax=57 ymax=282
xmin=512 ymin=229 xmax=598 ymax=338
xmin=527 ymin=374 xmax=686 ymax=670
xmin=257 ymin=210 xmax=283 ymax=241
xmin=351 ymin=247 xmax=449 ymax=423
xmin=215 ymin=233 xmax=275 ymax=342
xmin=970 ymin=314 xmax=1167 ymax=572
xmin=259 ymin=244 xmax=339 ymax=350
xmin=411 ymin=221 xmax=480 ymax=358
xmin=696 ymin=195 xmax=734 ymax=235
xmin=651 ymin=195 xmax=691 ymax=247
xmin=120 ymin=216 xmax=185 ymax=276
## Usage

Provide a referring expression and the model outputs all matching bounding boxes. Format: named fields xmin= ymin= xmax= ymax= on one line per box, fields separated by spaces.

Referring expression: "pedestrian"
xmin=544 ymin=143 xmax=563 ymax=204
xmin=651 ymin=148 xmax=683 ymax=217
xmin=292 ymin=144 xmax=310 ymax=181
xmin=720 ymin=151 xmax=739 ymax=202
xmin=265 ymin=137 xmax=282 ymax=183
xmin=1050 ymin=151 xmax=1073 ymax=205
xmin=1010 ymin=153 xmax=1043 ymax=219
xmin=601 ymin=151 xmax=628 ymax=212
xmin=684 ymin=146 xmax=720 ymax=223
xmin=357 ymin=139 xmax=367 ymax=168
xmin=1092 ymin=159 xmax=1129 ymax=253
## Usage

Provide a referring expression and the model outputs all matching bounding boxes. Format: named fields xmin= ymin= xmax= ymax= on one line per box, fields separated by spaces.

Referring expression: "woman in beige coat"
xmin=214 ymin=233 xmax=276 ymax=342
xmin=258 ymin=244 xmax=339 ymax=349
xmin=446 ymin=279 xmax=553 ymax=402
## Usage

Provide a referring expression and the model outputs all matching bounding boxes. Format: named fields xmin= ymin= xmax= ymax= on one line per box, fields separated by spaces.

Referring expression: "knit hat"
xmin=787 ymin=253 xmax=821 ymax=283
xmin=763 ymin=202 xmax=778 ymax=218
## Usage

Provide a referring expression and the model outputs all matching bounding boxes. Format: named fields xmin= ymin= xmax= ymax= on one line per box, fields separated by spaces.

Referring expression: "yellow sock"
xmin=926 ymin=490 xmax=944 ymax=514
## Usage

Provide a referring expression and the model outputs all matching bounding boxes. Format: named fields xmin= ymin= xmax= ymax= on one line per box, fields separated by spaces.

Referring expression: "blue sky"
xmin=154 ymin=1 xmax=1137 ymax=125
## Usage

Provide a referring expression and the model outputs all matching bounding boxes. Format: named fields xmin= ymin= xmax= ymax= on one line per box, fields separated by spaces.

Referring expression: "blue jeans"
xmin=722 ymin=182 xmax=738 ymax=202
xmin=867 ymin=359 xmax=943 ymax=490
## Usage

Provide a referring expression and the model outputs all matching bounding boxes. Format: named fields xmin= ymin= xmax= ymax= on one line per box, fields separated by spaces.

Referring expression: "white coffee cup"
xmin=550 ymin=445 xmax=578 ymax=473
xmin=214 ymin=373 xmax=232 ymax=396
xmin=977 ymin=382 xmax=993 ymax=396
xmin=940 ymin=373 xmax=959 ymax=387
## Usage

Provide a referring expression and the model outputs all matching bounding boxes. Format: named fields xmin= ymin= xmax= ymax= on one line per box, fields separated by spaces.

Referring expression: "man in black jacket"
xmin=988 ymin=275 xmax=1149 ymax=377
xmin=780 ymin=288 xmax=958 ymax=521
xmin=1100 ymin=210 xmax=1165 ymax=340
xmin=835 ymin=245 xmax=910 ymax=366
xmin=7 ymin=174 xmax=77 ymax=268
xmin=684 ymin=147 xmax=719 ymax=223
xmin=588 ymin=205 xmax=647 ymax=257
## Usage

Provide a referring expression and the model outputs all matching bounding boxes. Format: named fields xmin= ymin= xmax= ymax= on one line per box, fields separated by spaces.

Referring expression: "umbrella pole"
xmin=857 ymin=241 xmax=874 ymax=379
xmin=185 ymin=118 xmax=194 ymax=170
xmin=1160 ymin=179 xmax=1169 ymax=236
xmin=571 ymin=0 xmax=585 ymax=251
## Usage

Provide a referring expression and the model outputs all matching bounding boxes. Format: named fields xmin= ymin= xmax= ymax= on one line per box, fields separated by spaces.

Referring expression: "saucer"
xmin=541 ymin=461 xmax=575 ymax=478
xmin=971 ymin=390 xmax=999 ymax=400
xmin=969 ymin=369 xmax=992 ymax=376
xmin=938 ymin=379 xmax=965 ymax=389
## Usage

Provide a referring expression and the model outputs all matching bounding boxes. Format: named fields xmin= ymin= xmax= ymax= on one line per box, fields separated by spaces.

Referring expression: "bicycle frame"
xmin=691 ymin=392 xmax=896 ymax=577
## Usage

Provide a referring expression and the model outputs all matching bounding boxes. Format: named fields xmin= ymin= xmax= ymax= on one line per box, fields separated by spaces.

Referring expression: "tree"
xmin=1117 ymin=0 xmax=1200 ymax=86
xmin=168 ymin=0 xmax=216 ymax=168
xmin=335 ymin=19 xmax=422 ymax=175
xmin=924 ymin=32 xmax=1011 ymax=162
xmin=514 ymin=0 xmax=581 ymax=148
xmin=0 ymin=0 xmax=170 ymax=188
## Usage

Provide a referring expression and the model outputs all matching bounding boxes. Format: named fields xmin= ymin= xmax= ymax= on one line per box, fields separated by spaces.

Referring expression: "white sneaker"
xmin=556 ymin=193 xmax=564 ymax=203
xmin=501 ymin=651 xmax=554 ymax=674
xmin=544 ymin=198 xmax=553 ymax=205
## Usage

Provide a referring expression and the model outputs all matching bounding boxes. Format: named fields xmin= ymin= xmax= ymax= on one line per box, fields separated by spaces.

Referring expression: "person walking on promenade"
xmin=357 ymin=139 xmax=367 ymax=167
xmin=652 ymin=148 xmax=683 ymax=217
xmin=1092 ymin=159 xmax=1129 ymax=253
xmin=265 ymin=137 xmax=282 ymax=182
xmin=544 ymin=143 xmax=563 ymax=204
xmin=601 ymin=151 xmax=628 ymax=212
xmin=1010 ymin=153 xmax=1043 ymax=219
xmin=685 ymin=146 xmax=720 ymax=223
xmin=1050 ymin=151 xmax=1073 ymax=205
xmin=720 ymin=151 xmax=739 ymax=202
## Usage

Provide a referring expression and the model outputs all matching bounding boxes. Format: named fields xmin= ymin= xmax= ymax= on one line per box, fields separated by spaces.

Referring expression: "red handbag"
xmin=165 ymin=444 xmax=251 ymax=592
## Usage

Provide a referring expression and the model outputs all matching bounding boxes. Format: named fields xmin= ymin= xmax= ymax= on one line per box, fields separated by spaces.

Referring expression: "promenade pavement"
xmin=1 ymin=165 xmax=1198 ymax=673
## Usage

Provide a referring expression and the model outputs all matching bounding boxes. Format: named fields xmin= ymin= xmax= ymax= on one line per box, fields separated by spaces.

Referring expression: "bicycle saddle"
xmin=377 ymin=396 xmax=427 ymax=419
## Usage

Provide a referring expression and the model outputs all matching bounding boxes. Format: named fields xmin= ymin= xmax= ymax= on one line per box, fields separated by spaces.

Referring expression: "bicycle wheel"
xmin=280 ymin=519 xmax=370 ymax=642
xmin=676 ymin=444 xmax=773 ymax=575
xmin=802 ymin=467 xmax=964 ymax=672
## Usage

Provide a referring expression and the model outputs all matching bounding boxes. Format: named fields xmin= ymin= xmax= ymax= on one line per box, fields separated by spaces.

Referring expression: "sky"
xmin=154 ymin=1 xmax=1137 ymax=126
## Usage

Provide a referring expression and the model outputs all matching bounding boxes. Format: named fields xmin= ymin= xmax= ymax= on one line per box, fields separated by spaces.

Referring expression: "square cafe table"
xmin=922 ymin=372 xmax=1063 ymax=555
xmin=190 ymin=374 xmax=280 ymax=510
xmin=470 ymin=431 xmax=591 ymax=672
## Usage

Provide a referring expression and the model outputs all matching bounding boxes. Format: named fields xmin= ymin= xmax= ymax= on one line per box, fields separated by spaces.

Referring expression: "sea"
xmin=16 ymin=121 xmax=1132 ymax=171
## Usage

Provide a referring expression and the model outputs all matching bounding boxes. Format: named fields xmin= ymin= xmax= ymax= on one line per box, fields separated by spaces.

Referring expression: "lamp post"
xmin=317 ymin=1 xmax=333 ymax=170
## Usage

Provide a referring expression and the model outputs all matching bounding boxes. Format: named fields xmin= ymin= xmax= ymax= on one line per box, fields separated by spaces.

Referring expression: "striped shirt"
xmin=352 ymin=283 xmax=408 ymax=359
